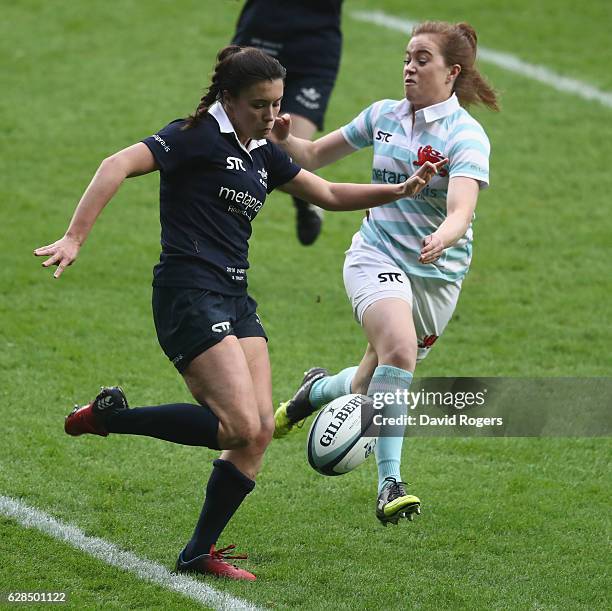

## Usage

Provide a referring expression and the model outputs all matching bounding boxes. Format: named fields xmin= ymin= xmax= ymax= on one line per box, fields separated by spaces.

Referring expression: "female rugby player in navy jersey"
xmin=34 ymin=46 xmax=444 ymax=581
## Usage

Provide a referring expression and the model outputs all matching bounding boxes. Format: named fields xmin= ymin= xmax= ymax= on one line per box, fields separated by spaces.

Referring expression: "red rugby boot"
xmin=175 ymin=544 xmax=256 ymax=581
xmin=64 ymin=386 xmax=128 ymax=437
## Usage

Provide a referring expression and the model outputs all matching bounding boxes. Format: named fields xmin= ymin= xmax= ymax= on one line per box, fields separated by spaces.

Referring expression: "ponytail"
xmin=412 ymin=21 xmax=500 ymax=111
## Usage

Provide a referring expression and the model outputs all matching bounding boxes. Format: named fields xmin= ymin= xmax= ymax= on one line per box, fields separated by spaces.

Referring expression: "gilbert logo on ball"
xmin=307 ymin=394 xmax=379 ymax=476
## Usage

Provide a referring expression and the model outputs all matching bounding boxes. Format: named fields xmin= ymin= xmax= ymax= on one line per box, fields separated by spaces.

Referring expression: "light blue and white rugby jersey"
xmin=341 ymin=94 xmax=490 ymax=282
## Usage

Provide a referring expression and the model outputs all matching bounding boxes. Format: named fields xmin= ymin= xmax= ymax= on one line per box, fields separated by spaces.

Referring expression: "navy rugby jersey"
xmin=142 ymin=102 xmax=300 ymax=295
xmin=233 ymin=0 xmax=343 ymax=77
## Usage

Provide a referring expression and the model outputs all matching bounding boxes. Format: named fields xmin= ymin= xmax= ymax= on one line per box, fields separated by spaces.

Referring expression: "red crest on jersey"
xmin=413 ymin=145 xmax=448 ymax=177
xmin=418 ymin=334 xmax=439 ymax=349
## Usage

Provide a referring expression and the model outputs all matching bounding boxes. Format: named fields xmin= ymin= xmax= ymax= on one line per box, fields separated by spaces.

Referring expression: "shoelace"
xmin=383 ymin=477 xmax=409 ymax=499
xmin=210 ymin=544 xmax=248 ymax=561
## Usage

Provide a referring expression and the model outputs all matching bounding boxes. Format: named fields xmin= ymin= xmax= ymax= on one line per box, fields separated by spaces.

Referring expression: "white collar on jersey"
xmin=208 ymin=101 xmax=268 ymax=155
xmin=392 ymin=93 xmax=461 ymax=124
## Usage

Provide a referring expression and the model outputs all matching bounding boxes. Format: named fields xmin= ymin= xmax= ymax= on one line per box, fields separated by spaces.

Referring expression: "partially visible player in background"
xmin=273 ymin=21 xmax=499 ymax=525
xmin=232 ymin=0 xmax=343 ymax=245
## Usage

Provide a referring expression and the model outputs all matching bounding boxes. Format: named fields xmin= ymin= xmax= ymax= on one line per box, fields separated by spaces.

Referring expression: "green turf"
xmin=0 ymin=519 xmax=209 ymax=610
xmin=1 ymin=1 xmax=611 ymax=609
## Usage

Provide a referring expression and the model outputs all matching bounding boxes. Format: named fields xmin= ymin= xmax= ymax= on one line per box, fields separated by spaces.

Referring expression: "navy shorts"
xmin=282 ymin=72 xmax=337 ymax=131
xmin=152 ymin=287 xmax=267 ymax=373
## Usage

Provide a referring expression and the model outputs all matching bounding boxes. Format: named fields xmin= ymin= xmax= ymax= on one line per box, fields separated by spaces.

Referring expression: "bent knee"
xmin=255 ymin=414 xmax=275 ymax=449
xmin=232 ymin=416 xmax=274 ymax=452
xmin=220 ymin=418 xmax=260 ymax=449
xmin=219 ymin=410 xmax=275 ymax=451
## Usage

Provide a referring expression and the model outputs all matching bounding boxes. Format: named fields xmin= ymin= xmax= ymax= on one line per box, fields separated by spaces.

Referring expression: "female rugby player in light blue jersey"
xmin=273 ymin=21 xmax=500 ymax=525
xmin=34 ymin=46 xmax=441 ymax=580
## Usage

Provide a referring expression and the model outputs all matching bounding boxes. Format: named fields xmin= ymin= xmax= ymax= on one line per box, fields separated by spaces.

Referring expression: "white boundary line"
xmin=0 ymin=495 xmax=264 ymax=611
xmin=350 ymin=10 xmax=612 ymax=108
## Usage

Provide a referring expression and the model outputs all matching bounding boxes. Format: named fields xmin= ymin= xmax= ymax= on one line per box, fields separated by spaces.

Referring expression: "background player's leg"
xmin=290 ymin=114 xmax=317 ymax=139
xmin=290 ymin=114 xmax=324 ymax=245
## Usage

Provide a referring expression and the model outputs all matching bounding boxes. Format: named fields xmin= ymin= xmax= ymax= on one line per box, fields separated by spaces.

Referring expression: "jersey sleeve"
xmin=141 ymin=119 xmax=216 ymax=173
xmin=340 ymin=101 xmax=381 ymax=150
xmin=264 ymin=142 xmax=301 ymax=193
xmin=447 ymin=121 xmax=491 ymax=189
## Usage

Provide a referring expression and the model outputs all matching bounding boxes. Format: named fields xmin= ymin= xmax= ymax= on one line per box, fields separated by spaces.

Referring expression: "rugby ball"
xmin=307 ymin=394 xmax=378 ymax=476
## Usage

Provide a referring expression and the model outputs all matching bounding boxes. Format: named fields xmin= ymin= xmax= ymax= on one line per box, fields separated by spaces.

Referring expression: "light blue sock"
xmin=367 ymin=365 xmax=413 ymax=493
xmin=309 ymin=366 xmax=358 ymax=408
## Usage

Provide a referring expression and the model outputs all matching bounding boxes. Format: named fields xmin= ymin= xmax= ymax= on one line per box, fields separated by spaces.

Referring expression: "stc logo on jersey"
xmin=226 ymin=156 xmax=246 ymax=171
xmin=375 ymin=130 xmax=393 ymax=143
xmin=212 ymin=321 xmax=231 ymax=333
xmin=378 ymin=272 xmax=404 ymax=283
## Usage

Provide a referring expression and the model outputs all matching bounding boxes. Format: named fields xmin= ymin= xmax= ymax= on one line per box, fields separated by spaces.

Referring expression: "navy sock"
xmin=293 ymin=196 xmax=307 ymax=208
xmin=105 ymin=403 xmax=221 ymax=450
xmin=183 ymin=459 xmax=255 ymax=560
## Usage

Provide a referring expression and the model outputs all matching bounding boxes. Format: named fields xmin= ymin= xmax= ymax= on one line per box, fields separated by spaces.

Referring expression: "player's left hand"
xmin=399 ymin=158 xmax=448 ymax=198
xmin=419 ymin=234 xmax=445 ymax=264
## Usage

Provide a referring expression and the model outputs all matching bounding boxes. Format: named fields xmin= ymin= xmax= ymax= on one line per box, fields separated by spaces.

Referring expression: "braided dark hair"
xmin=184 ymin=45 xmax=286 ymax=128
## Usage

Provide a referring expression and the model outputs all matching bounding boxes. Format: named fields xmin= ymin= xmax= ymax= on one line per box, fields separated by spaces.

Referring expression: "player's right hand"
xmin=271 ymin=113 xmax=291 ymax=143
xmin=399 ymin=158 xmax=448 ymax=197
xmin=34 ymin=235 xmax=81 ymax=279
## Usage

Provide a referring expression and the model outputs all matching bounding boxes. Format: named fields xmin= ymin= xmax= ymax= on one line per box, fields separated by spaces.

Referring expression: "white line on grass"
xmin=350 ymin=10 xmax=612 ymax=108
xmin=0 ymin=495 xmax=263 ymax=611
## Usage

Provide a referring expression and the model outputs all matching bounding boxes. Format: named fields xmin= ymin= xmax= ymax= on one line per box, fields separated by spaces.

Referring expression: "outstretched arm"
xmin=279 ymin=159 xmax=447 ymax=212
xmin=272 ymin=114 xmax=355 ymax=171
xmin=34 ymin=143 xmax=157 ymax=278
xmin=418 ymin=177 xmax=480 ymax=264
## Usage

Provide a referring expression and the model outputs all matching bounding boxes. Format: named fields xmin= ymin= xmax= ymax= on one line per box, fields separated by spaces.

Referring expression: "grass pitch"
xmin=1 ymin=1 xmax=611 ymax=609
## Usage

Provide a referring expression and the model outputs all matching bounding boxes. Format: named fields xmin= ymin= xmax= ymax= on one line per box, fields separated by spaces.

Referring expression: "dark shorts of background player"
xmin=282 ymin=72 xmax=337 ymax=131
xmin=152 ymin=287 xmax=267 ymax=374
